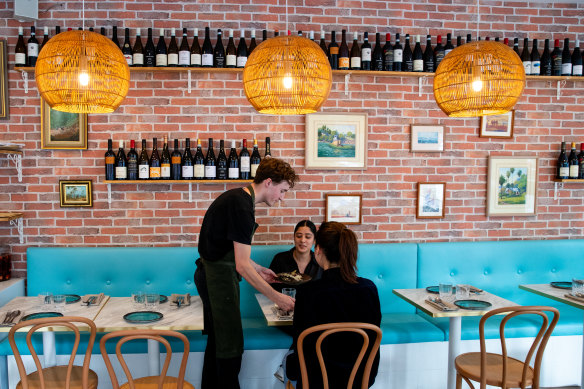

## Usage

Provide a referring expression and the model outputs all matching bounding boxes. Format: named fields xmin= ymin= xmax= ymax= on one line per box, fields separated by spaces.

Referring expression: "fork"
xmin=176 ymin=296 xmax=184 ymax=308
xmin=85 ymin=296 xmax=96 ymax=306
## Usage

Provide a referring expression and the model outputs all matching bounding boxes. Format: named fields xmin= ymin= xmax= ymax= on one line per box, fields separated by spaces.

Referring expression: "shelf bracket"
xmin=418 ymin=76 xmax=427 ymax=97
xmin=10 ymin=218 xmax=23 ymax=244
xmin=107 ymin=183 xmax=111 ymax=205
xmin=189 ymin=183 xmax=193 ymax=203
xmin=556 ymin=80 xmax=567 ymax=100
xmin=554 ymin=181 xmax=563 ymax=201
xmin=344 ymin=74 xmax=350 ymax=96
xmin=188 ymin=70 xmax=192 ymax=94
xmin=6 ymin=153 xmax=22 ymax=182
xmin=20 ymin=70 xmax=29 ymax=94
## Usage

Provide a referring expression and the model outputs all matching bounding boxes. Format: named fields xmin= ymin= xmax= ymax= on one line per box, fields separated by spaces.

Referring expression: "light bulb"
xmin=79 ymin=71 xmax=90 ymax=86
xmin=283 ymin=75 xmax=293 ymax=89
xmin=471 ymin=78 xmax=483 ymax=92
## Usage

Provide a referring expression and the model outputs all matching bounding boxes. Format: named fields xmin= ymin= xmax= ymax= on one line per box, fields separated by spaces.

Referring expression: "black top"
xmin=286 ymin=268 xmax=382 ymax=389
xmin=198 ymin=188 xmax=255 ymax=262
xmin=269 ymin=248 xmax=323 ymax=292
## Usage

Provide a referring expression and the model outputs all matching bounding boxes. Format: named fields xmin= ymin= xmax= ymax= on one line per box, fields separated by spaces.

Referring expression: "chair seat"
xmin=455 ymin=352 xmax=534 ymax=388
xmin=120 ymin=376 xmax=195 ymax=389
xmin=15 ymin=366 xmax=98 ymax=389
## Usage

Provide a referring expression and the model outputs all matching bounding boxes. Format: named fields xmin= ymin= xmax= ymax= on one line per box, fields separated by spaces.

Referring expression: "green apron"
xmin=202 ymin=185 xmax=257 ymax=359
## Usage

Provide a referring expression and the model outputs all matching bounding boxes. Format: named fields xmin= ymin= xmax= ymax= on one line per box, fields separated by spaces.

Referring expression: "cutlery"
xmin=85 ymin=296 xmax=96 ymax=306
xmin=177 ymin=296 xmax=184 ymax=308
xmin=2 ymin=310 xmax=20 ymax=325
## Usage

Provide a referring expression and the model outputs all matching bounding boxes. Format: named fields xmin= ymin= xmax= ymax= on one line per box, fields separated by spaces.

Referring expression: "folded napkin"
xmin=0 ymin=310 xmax=24 ymax=327
xmin=271 ymin=306 xmax=293 ymax=320
xmin=469 ymin=286 xmax=484 ymax=294
xmin=81 ymin=293 xmax=105 ymax=306
xmin=565 ymin=293 xmax=584 ymax=304
xmin=425 ymin=297 xmax=458 ymax=312
xmin=170 ymin=293 xmax=191 ymax=307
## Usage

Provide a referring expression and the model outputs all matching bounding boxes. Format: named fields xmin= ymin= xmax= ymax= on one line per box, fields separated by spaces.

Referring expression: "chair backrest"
xmin=99 ymin=329 xmax=190 ymax=389
xmin=296 ymin=322 xmax=382 ymax=389
xmin=478 ymin=306 xmax=560 ymax=389
xmin=8 ymin=316 xmax=97 ymax=389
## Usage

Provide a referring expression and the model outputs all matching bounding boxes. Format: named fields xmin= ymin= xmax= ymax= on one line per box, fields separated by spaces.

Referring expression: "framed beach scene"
xmin=480 ymin=110 xmax=514 ymax=138
xmin=41 ymin=99 xmax=88 ymax=149
xmin=325 ymin=194 xmax=362 ymax=225
xmin=305 ymin=112 xmax=367 ymax=169
xmin=417 ymin=182 xmax=446 ymax=219
xmin=59 ymin=180 xmax=93 ymax=207
xmin=411 ymin=125 xmax=444 ymax=152
xmin=487 ymin=156 xmax=538 ymax=216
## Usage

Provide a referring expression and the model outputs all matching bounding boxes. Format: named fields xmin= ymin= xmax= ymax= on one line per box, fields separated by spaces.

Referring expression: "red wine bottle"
xmin=319 ymin=30 xmax=328 ymax=56
xmin=393 ymin=33 xmax=403 ymax=71
xmin=239 ymin=139 xmax=250 ymax=179
xmin=228 ymin=140 xmax=239 ymax=179
xmin=194 ymin=138 xmax=205 ymax=179
xmin=213 ymin=29 xmax=225 ymax=68
xmin=217 ymin=140 xmax=228 ymax=179
xmin=112 ymin=26 xmax=120 ymax=49
xmin=249 ymin=30 xmax=257 ymax=55
xmin=27 ymin=26 xmax=39 ymax=67
xmin=557 ymin=141 xmax=569 ymax=179
xmin=444 ymin=33 xmax=454 ymax=56
xmin=423 ymin=35 xmax=434 ymax=72
xmin=171 ymin=138 xmax=182 ymax=180
xmin=115 ymin=140 xmax=127 ymax=180
xmin=236 ymin=29 xmax=248 ymax=68
xmin=572 ymin=39 xmax=582 ymax=76
xmin=540 ymin=39 xmax=552 ymax=76
xmin=138 ymin=139 xmax=149 ymax=180
xmin=578 ymin=143 xmax=584 ymax=179
xmin=202 ymin=27 xmax=213 ymax=67
xmin=361 ymin=32 xmax=371 ymax=70
xmin=338 ymin=30 xmax=349 ymax=70
xmin=382 ymin=33 xmax=393 ymax=71
xmin=127 ymin=140 xmax=139 ymax=180
xmin=562 ymin=38 xmax=572 ymax=76
xmin=182 ymin=138 xmax=194 ymax=179
xmin=434 ymin=35 xmax=444 ymax=69
xmin=105 ymin=139 xmax=115 ymax=180
xmin=402 ymin=34 xmax=412 ymax=72
xmin=145 ymin=28 xmax=156 ymax=67
xmin=569 ymin=142 xmax=579 ymax=179
xmin=551 ymin=39 xmax=562 ymax=76
xmin=413 ymin=35 xmax=423 ymax=72
xmin=250 ymin=138 xmax=261 ymax=178
xmin=122 ymin=28 xmax=133 ymax=66
xmin=205 ymin=138 xmax=216 ymax=179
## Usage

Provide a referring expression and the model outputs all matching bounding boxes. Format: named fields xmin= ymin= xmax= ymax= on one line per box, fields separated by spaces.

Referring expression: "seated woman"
xmin=284 ymin=221 xmax=382 ymax=389
xmin=269 ymin=220 xmax=322 ymax=292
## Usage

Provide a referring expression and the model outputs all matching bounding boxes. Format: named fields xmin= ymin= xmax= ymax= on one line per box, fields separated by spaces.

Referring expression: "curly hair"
xmin=253 ymin=157 xmax=299 ymax=188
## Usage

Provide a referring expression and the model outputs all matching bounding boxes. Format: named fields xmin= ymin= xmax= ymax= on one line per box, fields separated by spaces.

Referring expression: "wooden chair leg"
xmin=286 ymin=380 xmax=295 ymax=389
xmin=456 ymin=373 xmax=462 ymax=389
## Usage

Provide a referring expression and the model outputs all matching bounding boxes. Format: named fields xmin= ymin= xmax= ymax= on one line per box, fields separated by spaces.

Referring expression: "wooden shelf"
xmin=0 ymin=212 xmax=23 ymax=222
xmin=554 ymin=179 xmax=584 ymax=183
xmin=104 ymin=179 xmax=252 ymax=184
xmin=0 ymin=150 xmax=22 ymax=155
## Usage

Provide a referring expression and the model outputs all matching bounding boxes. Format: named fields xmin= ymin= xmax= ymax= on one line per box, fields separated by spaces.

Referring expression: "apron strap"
xmin=246 ymin=184 xmax=255 ymax=211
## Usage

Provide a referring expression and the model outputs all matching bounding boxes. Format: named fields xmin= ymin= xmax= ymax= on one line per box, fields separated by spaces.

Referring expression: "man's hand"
xmin=257 ymin=266 xmax=277 ymax=283
xmin=275 ymin=292 xmax=295 ymax=312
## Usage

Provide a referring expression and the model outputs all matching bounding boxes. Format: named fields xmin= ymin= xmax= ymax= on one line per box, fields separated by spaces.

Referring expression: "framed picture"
xmin=480 ymin=110 xmax=514 ymax=138
xmin=487 ymin=156 xmax=538 ymax=216
xmin=410 ymin=125 xmax=444 ymax=152
xmin=305 ymin=112 xmax=367 ymax=170
xmin=325 ymin=194 xmax=362 ymax=225
xmin=417 ymin=182 xmax=446 ymax=219
xmin=59 ymin=180 xmax=93 ymax=207
xmin=41 ymin=99 xmax=88 ymax=149
xmin=0 ymin=40 xmax=9 ymax=119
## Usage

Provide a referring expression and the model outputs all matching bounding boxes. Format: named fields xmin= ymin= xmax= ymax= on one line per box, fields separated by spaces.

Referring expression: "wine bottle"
xmin=178 ymin=28 xmax=190 ymax=67
xmin=513 ymin=38 xmax=519 ymax=56
xmin=214 ymin=29 xmax=225 ymax=68
xmin=309 ymin=30 xmax=315 ymax=42
xmin=132 ymin=28 xmax=144 ymax=67
xmin=423 ymin=35 xmax=434 ymax=72
xmin=111 ymin=26 xmax=120 ymax=49
xmin=456 ymin=36 xmax=462 ymax=47
xmin=15 ymin=26 xmax=26 ymax=67
xmin=361 ymin=32 xmax=371 ymax=70
xmin=393 ymin=33 xmax=403 ymax=71
xmin=127 ymin=140 xmax=138 ymax=180
xmin=239 ymin=139 xmax=251 ymax=179
xmin=319 ymin=30 xmax=328 ymax=56
xmin=540 ymin=39 xmax=552 ymax=76
xmin=122 ymin=28 xmax=133 ymax=66
xmin=249 ymin=30 xmax=257 ymax=55
xmin=339 ymin=30 xmax=350 ymax=70
xmin=382 ymin=33 xmax=393 ymax=71
xmin=228 ymin=140 xmax=239 ymax=179
xmin=105 ymin=139 xmax=115 ymax=180
xmin=262 ymin=29 xmax=268 ymax=42
xmin=161 ymin=136 xmax=171 ymax=179
xmin=182 ymin=138 xmax=194 ymax=180
xmin=55 ymin=26 xmax=61 ymax=35
xmin=226 ymin=29 xmax=236 ymax=68
xmin=350 ymin=32 xmax=361 ymax=70
xmin=155 ymin=28 xmax=168 ymax=67
xmin=328 ymin=31 xmax=339 ymax=70
xmin=167 ymin=28 xmax=179 ymax=66
xmin=371 ymin=32 xmax=383 ymax=71
xmin=201 ymin=27 xmax=213 ymax=67
xmin=521 ymin=38 xmax=531 ymax=75
xmin=194 ymin=138 xmax=205 ymax=179
xmin=190 ymin=28 xmax=202 ymax=67
xmin=298 ymin=30 xmax=303 ymax=37
xmin=265 ymin=137 xmax=271 ymax=158
xmin=444 ymin=33 xmax=454 ymax=56
xmin=40 ymin=26 xmax=49 ymax=51
xmin=168 ymin=138 xmax=181 ymax=180
xmin=413 ymin=35 xmax=423 ymax=72
xmin=204 ymin=138 xmax=216 ymax=179
xmin=495 ymin=37 xmax=500 ymax=42
xmin=572 ymin=39 xmax=582 ymax=76
xmin=531 ymin=39 xmax=540 ymax=75
xmin=274 ymin=30 xmax=279 ymax=37
xmin=466 ymin=34 xmax=472 ymax=44
xmin=562 ymin=38 xmax=572 ymax=76
xmin=569 ymin=142 xmax=579 ymax=179
xmin=402 ymin=34 xmax=412 ymax=72
xmin=138 ymin=139 xmax=149 ymax=180
xmin=551 ymin=39 xmax=562 ymax=76
xmin=434 ymin=35 xmax=445 ymax=69
xmin=27 ymin=26 xmax=39 ymax=67
xmin=250 ymin=138 xmax=261 ymax=178
xmin=145 ymin=28 xmax=156 ymax=67
xmin=115 ymin=140 xmax=127 ymax=180
xmin=557 ymin=141 xmax=569 ymax=179
xmin=100 ymin=27 xmax=105 ymax=36
xmin=503 ymin=37 xmax=509 ymax=46
xmin=578 ymin=143 xmax=584 ymax=179
xmin=216 ymin=140 xmax=228 ymax=179
xmin=149 ymin=137 xmax=161 ymax=179
xmin=236 ymin=29 xmax=248 ymax=68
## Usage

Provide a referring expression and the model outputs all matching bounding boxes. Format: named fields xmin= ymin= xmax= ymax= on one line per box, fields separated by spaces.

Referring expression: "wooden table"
xmin=393 ymin=288 xmax=518 ymax=389
xmin=519 ymin=283 xmax=584 ymax=389
xmin=255 ymin=294 xmax=292 ymax=326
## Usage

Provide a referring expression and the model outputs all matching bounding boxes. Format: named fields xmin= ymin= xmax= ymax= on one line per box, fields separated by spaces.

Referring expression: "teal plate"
xmin=21 ymin=312 xmax=64 ymax=321
xmin=123 ymin=311 xmax=163 ymax=324
xmin=65 ymin=294 xmax=81 ymax=304
xmin=454 ymin=300 xmax=492 ymax=310
xmin=160 ymin=295 xmax=168 ymax=304
xmin=550 ymin=281 xmax=572 ymax=289
xmin=426 ymin=286 xmax=439 ymax=294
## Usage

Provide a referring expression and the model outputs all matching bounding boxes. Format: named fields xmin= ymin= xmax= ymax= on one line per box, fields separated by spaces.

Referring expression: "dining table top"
xmin=255 ymin=293 xmax=292 ymax=326
xmin=393 ymin=288 xmax=518 ymax=318
xmin=519 ymin=283 xmax=584 ymax=310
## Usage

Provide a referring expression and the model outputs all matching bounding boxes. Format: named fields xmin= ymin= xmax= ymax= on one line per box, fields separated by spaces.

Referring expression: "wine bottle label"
xmin=228 ymin=167 xmax=239 ymax=179
xmin=413 ymin=59 xmax=423 ymax=71
xmin=133 ymin=53 xmax=144 ymax=65
xmin=562 ymin=63 xmax=572 ymax=75
xmin=128 ymin=160 xmax=138 ymax=172
xmin=339 ymin=57 xmax=350 ymax=68
xmin=226 ymin=54 xmax=236 ymax=66
xmin=139 ymin=165 xmax=149 ymax=178
xmin=251 ymin=163 xmax=259 ymax=178
xmin=570 ymin=165 xmax=579 ymax=177
xmin=560 ymin=167 xmax=569 ymax=177
xmin=161 ymin=164 xmax=171 ymax=177
xmin=240 ymin=156 xmax=250 ymax=172
xmin=27 ymin=44 xmax=38 ymax=57
xmin=384 ymin=51 xmax=393 ymax=68
xmin=237 ymin=56 xmax=247 ymax=67
xmin=150 ymin=166 xmax=161 ymax=178
xmin=124 ymin=54 xmax=133 ymax=65
xmin=444 ymin=49 xmax=453 ymax=56
xmin=436 ymin=52 xmax=445 ymax=64
xmin=171 ymin=157 xmax=181 ymax=164
xmin=394 ymin=49 xmax=403 ymax=62
xmin=202 ymin=54 xmax=213 ymax=66
xmin=531 ymin=61 xmax=540 ymax=75
xmin=192 ymin=53 xmax=202 ymax=65
xmin=182 ymin=165 xmax=194 ymax=178
xmin=522 ymin=61 xmax=531 ymax=74
xmin=15 ymin=53 xmax=26 ymax=65
xmin=330 ymin=47 xmax=339 ymax=55
xmin=573 ymin=64 xmax=583 ymax=76
xmin=361 ymin=48 xmax=371 ymax=61
xmin=350 ymin=57 xmax=361 ymax=68
xmin=215 ymin=57 xmax=225 ymax=67
xmin=168 ymin=53 xmax=179 ymax=65
xmin=145 ymin=56 xmax=156 ymax=67
xmin=194 ymin=165 xmax=205 ymax=178
xmin=156 ymin=54 xmax=168 ymax=66
xmin=179 ymin=51 xmax=190 ymax=65
xmin=205 ymin=165 xmax=216 ymax=178
xmin=106 ymin=156 xmax=115 ymax=164
xmin=217 ymin=166 xmax=227 ymax=178
xmin=115 ymin=167 xmax=127 ymax=179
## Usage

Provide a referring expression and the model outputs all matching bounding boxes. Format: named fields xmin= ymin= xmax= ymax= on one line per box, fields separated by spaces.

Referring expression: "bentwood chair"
xmin=99 ymin=329 xmax=195 ymax=389
xmin=286 ymin=322 xmax=382 ymax=389
xmin=8 ymin=316 xmax=98 ymax=389
xmin=455 ymin=306 xmax=560 ymax=389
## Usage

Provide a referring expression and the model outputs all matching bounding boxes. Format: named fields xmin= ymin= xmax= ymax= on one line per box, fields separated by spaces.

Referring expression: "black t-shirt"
xmin=269 ymin=248 xmax=323 ymax=292
xmin=198 ymin=188 xmax=255 ymax=262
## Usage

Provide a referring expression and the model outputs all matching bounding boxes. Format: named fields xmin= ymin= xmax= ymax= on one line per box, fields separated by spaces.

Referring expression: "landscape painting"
xmin=317 ymin=124 xmax=356 ymax=158
xmin=497 ymin=167 xmax=527 ymax=206
xmin=487 ymin=156 xmax=538 ymax=216
xmin=411 ymin=125 xmax=444 ymax=152
xmin=59 ymin=180 xmax=92 ymax=207
xmin=417 ymin=182 xmax=446 ymax=218
xmin=41 ymin=99 xmax=88 ymax=149
xmin=325 ymin=194 xmax=362 ymax=225
xmin=480 ymin=110 xmax=514 ymax=138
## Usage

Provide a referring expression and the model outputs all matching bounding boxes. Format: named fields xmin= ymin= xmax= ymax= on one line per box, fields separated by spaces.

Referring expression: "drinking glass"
xmin=572 ymin=279 xmax=584 ymax=296
xmin=144 ymin=293 xmax=160 ymax=311
xmin=132 ymin=292 xmax=145 ymax=310
xmin=282 ymin=288 xmax=296 ymax=299
xmin=39 ymin=292 xmax=52 ymax=311
xmin=439 ymin=283 xmax=453 ymax=301
xmin=455 ymin=285 xmax=470 ymax=300
xmin=53 ymin=294 xmax=66 ymax=313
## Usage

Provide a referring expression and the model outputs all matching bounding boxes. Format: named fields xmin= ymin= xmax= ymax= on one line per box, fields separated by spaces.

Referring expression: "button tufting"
xmin=66 ymin=280 xmax=71 ymax=285
xmin=483 ymin=270 xmax=489 ymax=275
xmin=186 ymin=280 xmax=192 ymax=284
xmin=551 ymin=268 xmax=557 ymax=273
xmin=450 ymin=271 xmax=455 ymax=276
xmin=378 ymin=274 xmax=383 ymax=279
xmin=517 ymin=269 xmax=522 ymax=274
xmin=106 ymin=280 xmax=111 ymax=285
xmin=146 ymin=280 xmax=151 ymax=285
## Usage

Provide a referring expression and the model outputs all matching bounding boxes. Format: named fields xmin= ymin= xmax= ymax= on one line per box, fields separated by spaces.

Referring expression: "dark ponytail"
xmin=315 ymin=222 xmax=358 ymax=284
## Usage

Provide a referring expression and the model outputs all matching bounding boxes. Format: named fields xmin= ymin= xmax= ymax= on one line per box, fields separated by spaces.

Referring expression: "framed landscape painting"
xmin=411 ymin=125 xmax=444 ymax=152
xmin=0 ymin=40 xmax=8 ymax=119
xmin=305 ymin=112 xmax=367 ymax=170
xmin=417 ymin=182 xmax=446 ymax=219
xmin=487 ymin=156 xmax=538 ymax=216
xmin=59 ymin=180 xmax=92 ymax=207
xmin=325 ymin=194 xmax=362 ymax=225
xmin=41 ymin=99 xmax=88 ymax=149
xmin=480 ymin=110 xmax=514 ymax=138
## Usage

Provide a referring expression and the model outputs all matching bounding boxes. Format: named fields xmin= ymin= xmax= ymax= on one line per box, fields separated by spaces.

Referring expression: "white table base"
xmin=447 ymin=317 xmax=461 ymax=389
xmin=581 ymin=312 xmax=584 ymax=389
xmin=41 ymin=332 xmax=56 ymax=367
xmin=147 ymin=339 xmax=160 ymax=375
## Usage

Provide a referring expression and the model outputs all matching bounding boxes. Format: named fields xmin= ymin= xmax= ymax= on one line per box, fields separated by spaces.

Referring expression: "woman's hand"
xmin=257 ymin=265 xmax=277 ymax=283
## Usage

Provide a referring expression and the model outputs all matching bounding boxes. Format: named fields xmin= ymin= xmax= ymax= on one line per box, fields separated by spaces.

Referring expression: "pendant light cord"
xmin=476 ymin=0 xmax=479 ymax=41
xmin=82 ymin=0 xmax=85 ymax=29
xmin=285 ymin=0 xmax=289 ymax=36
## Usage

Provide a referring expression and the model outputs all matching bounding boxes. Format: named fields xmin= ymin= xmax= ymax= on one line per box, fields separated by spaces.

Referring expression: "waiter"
xmin=194 ymin=157 xmax=298 ymax=389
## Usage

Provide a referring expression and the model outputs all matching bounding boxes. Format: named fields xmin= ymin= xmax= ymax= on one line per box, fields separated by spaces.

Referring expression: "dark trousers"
xmin=194 ymin=262 xmax=242 ymax=389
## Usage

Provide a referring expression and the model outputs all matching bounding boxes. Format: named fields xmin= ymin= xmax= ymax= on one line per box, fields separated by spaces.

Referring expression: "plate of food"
xmin=275 ymin=270 xmax=311 ymax=285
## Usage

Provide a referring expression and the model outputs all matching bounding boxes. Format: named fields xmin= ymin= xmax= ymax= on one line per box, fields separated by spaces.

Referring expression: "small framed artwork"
xmin=305 ymin=112 xmax=367 ymax=170
xmin=325 ymin=194 xmax=362 ymax=225
xmin=417 ymin=182 xmax=446 ymax=219
xmin=410 ymin=125 xmax=444 ymax=152
xmin=487 ymin=156 xmax=538 ymax=216
xmin=479 ymin=110 xmax=514 ymax=138
xmin=59 ymin=180 xmax=93 ymax=207
xmin=41 ymin=99 xmax=88 ymax=149
xmin=0 ymin=40 xmax=9 ymax=119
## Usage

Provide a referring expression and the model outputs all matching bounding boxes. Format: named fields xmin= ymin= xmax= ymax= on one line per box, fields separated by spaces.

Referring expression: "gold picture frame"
xmin=325 ymin=193 xmax=363 ymax=225
xmin=0 ymin=40 xmax=9 ymax=119
xmin=59 ymin=180 xmax=93 ymax=207
xmin=41 ymin=99 xmax=88 ymax=149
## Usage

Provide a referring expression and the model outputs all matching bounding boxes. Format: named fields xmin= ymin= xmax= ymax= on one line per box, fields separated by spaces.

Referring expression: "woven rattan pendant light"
xmin=433 ymin=0 xmax=525 ymax=117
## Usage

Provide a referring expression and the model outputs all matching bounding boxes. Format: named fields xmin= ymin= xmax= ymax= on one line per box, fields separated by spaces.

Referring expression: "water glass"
xmin=39 ymin=292 xmax=52 ymax=311
xmin=572 ymin=279 xmax=584 ymax=296
xmin=455 ymin=285 xmax=470 ymax=300
xmin=144 ymin=293 xmax=160 ymax=311
xmin=282 ymin=288 xmax=296 ymax=299
xmin=53 ymin=294 xmax=66 ymax=312
xmin=132 ymin=292 xmax=145 ymax=309
xmin=439 ymin=283 xmax=454 ymax=301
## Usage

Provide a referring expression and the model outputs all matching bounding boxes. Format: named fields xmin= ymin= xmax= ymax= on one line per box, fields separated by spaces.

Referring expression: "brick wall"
xmin=1 ymin=0 xmax=584 ymax=277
